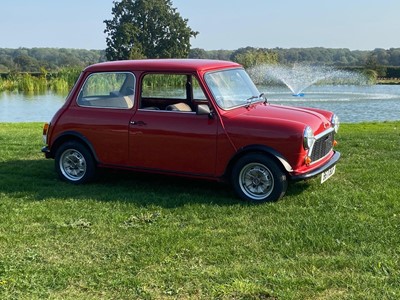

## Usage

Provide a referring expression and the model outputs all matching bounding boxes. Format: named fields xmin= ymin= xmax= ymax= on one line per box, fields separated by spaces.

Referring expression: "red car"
xmin=42 ymin=59 xmax=340 ymax=203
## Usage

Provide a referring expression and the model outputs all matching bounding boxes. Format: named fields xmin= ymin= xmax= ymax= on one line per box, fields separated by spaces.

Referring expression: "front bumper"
xmin=290 ymin=151 xmax=340 ymax=181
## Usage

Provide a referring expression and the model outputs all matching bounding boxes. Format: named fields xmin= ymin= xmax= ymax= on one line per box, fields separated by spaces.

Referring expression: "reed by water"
xmin=0 ymin=68 xmax=81 ymax=93
xmin=0 ymin=69 xmax=188 ymax=94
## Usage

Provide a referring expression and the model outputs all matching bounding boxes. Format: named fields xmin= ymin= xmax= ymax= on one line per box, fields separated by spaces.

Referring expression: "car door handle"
xmin=130 ymin=120 xmax=146 ymax=126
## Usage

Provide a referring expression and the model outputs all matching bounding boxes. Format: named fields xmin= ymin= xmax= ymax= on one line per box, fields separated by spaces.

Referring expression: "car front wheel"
xmin=55 ymin=141 xmax=96 ymax=184
xmin=232 ymin=154 xmax=287 ymax=203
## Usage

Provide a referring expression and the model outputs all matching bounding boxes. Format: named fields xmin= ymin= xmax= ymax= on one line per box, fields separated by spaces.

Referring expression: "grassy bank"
xmin=0 ymin=122 xmax=399 ymax=299
xmin=377 ymin=78 xmax=400 ymax=85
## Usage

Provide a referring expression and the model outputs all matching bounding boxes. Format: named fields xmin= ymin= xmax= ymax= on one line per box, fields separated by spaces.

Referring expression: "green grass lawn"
xmin=0 ymin=122 xmax=399 ymax=299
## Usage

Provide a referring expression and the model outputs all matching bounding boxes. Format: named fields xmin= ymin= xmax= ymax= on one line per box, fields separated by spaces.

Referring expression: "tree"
xmin=104 ymin=0 xmax=198 ymax=60
xmin=388 ymin=48 xmax=400 ymax=66
xmin=230 ymin=47 xmax=278 ymax=68
xmin=188 ymin=48 xmax=208 ymax=59
xmin=13 ymin=54 xmax=40 ymax=72
xmin=365 ymin=53 xmax=387 ymax=77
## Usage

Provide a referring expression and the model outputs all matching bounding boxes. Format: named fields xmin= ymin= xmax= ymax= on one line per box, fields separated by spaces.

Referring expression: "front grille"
xmin=310 ymin=131 xmax=334 ymax=162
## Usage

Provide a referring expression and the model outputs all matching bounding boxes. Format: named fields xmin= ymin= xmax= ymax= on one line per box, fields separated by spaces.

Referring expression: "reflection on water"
xmin=1 ymin=85 xmax=400 ymax=123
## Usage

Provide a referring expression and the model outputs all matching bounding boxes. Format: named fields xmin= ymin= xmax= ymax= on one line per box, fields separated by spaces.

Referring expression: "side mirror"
xmin=196 ymin=104 xmax=213 ymax=119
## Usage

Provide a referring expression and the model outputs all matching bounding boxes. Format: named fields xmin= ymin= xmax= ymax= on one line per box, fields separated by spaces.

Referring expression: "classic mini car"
xmin=42 ymin=59 xmax=340 ymax=203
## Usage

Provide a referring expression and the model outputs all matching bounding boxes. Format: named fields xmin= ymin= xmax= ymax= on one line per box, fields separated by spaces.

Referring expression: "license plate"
xmin=321 ymin=165 xmax=336 ymax=183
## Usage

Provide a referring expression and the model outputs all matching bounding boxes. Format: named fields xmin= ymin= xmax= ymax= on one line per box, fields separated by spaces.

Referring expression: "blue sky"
xmin=1 ymin=0 xmax=399 ymax=50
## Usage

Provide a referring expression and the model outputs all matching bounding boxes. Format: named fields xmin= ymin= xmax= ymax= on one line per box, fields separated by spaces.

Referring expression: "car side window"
xmin=140 ymin=74 xmax=207 ymax=112
xmin=77 ymin=72 xmax=135 ymax=109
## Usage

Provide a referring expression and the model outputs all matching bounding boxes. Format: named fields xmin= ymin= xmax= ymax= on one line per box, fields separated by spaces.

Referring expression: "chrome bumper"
xmin=41 ymin=146 xmax=52 ymax=159
xmin=290 ymin=151 xmax=340 ymax=181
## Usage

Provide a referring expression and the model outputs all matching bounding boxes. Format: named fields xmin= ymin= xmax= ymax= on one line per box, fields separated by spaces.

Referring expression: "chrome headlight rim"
xmin=331 ymin=114 xmax=340 ymax=133
xmin=303 ymin=126 xmax=315 ymax=150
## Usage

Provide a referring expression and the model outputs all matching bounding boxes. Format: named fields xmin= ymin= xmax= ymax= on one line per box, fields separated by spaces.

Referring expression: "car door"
xmin=128 ymin=73 xmax=218 ymax=176
xmin=73 ymin=71 xmax=136 ymax=165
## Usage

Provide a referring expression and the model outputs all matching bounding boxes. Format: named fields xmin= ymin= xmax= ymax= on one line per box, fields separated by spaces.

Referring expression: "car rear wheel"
xmin=55 ymin=141 xmax=96 ymax=184
xmin=232 ymin=154 xmax=287 ymax=203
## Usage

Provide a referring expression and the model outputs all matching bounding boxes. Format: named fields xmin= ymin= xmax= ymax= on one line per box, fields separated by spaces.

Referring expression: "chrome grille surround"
xmin=309 ymin=127 xmax=335 ymax=163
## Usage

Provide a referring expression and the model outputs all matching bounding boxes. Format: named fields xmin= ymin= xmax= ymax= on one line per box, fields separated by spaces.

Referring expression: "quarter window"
xmin=78 ymin=72 xmax=135 ymax=109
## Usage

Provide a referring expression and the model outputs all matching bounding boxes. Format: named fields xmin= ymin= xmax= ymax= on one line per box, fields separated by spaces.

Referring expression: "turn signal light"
xmin=304 ymin=156 xmax=312 ymax=166
xmin=42 ymin=123 xmax=49 ymax=144
xmin=42 ymin=123 xmax=49 ymax=136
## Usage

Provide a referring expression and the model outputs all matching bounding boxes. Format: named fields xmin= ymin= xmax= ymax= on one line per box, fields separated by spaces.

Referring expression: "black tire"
xmin=231 ymin=154 xmax=287 ymax=203
xmin=54 ymin=141 xmax=96 ymax=184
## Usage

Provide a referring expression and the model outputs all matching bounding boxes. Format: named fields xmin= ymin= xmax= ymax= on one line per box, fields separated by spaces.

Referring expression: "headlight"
xmin=331 ymin=114 xmax=340 ymax=133
xmin=303 ymin=126 xmax=315 ymax=150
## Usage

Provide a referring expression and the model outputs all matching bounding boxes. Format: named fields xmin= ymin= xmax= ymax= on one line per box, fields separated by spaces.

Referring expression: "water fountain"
xmin=249 ymin=63 xmax=367 ymax=96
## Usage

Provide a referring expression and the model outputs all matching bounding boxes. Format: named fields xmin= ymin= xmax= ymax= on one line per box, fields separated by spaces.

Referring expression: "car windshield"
xmin=204 ymin=68 xmax=261 ymax=109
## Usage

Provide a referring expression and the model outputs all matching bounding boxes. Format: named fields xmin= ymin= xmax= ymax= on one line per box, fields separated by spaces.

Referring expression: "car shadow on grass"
xmin=0 ymin=159 xmax=236 ymax=207
xmin=0 ymin=159 xmax=311 ymax=207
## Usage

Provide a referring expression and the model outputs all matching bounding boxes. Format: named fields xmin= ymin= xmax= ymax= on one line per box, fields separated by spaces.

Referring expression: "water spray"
xmin=249 ymin=64 xmax=368 ymax=97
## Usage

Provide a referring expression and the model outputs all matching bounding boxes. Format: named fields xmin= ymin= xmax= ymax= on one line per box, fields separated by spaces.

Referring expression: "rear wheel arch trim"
xmin=50 ymin=131 xmax=99 ymax=162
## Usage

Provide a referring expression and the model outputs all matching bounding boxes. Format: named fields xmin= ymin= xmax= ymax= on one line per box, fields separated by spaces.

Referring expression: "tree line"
xmin=0 ymin=48 xmax=105 ymax=73
xmin=190 ymin=47 xmax=400 ymax=69
xmin=1 ymin=45 xmax=400 ymax=81
xmin=2 ymin=47 xmax=400 ymax=74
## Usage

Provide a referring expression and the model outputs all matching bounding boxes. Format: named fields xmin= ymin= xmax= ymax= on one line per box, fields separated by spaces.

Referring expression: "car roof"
xmin=84 ymin=59 xmax=242 ymax=73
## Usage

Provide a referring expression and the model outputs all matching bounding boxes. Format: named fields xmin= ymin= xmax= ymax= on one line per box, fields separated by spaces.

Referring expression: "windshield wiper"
xmin=246 ymin=93 xmax=266 ymax=108
xmin=260 ymin=93 xmax=268 ymax=104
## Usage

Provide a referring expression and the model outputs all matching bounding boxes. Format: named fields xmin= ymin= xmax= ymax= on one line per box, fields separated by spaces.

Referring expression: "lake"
xmin=1 ymin=85 xmax=400 ymax=123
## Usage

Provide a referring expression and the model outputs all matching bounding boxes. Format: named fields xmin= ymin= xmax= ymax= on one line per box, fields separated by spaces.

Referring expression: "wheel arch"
xmin=225 ymin=145 xmax=293 ymax=179
xmin=49 ymin=131 xmax=98 ymax=162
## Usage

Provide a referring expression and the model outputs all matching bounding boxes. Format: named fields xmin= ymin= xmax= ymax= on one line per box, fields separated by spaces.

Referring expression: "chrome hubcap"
xmin=239 ymin=163 xmax=274 ymax=200
xmin=60 ymin=149 xmax=86 ymax=181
